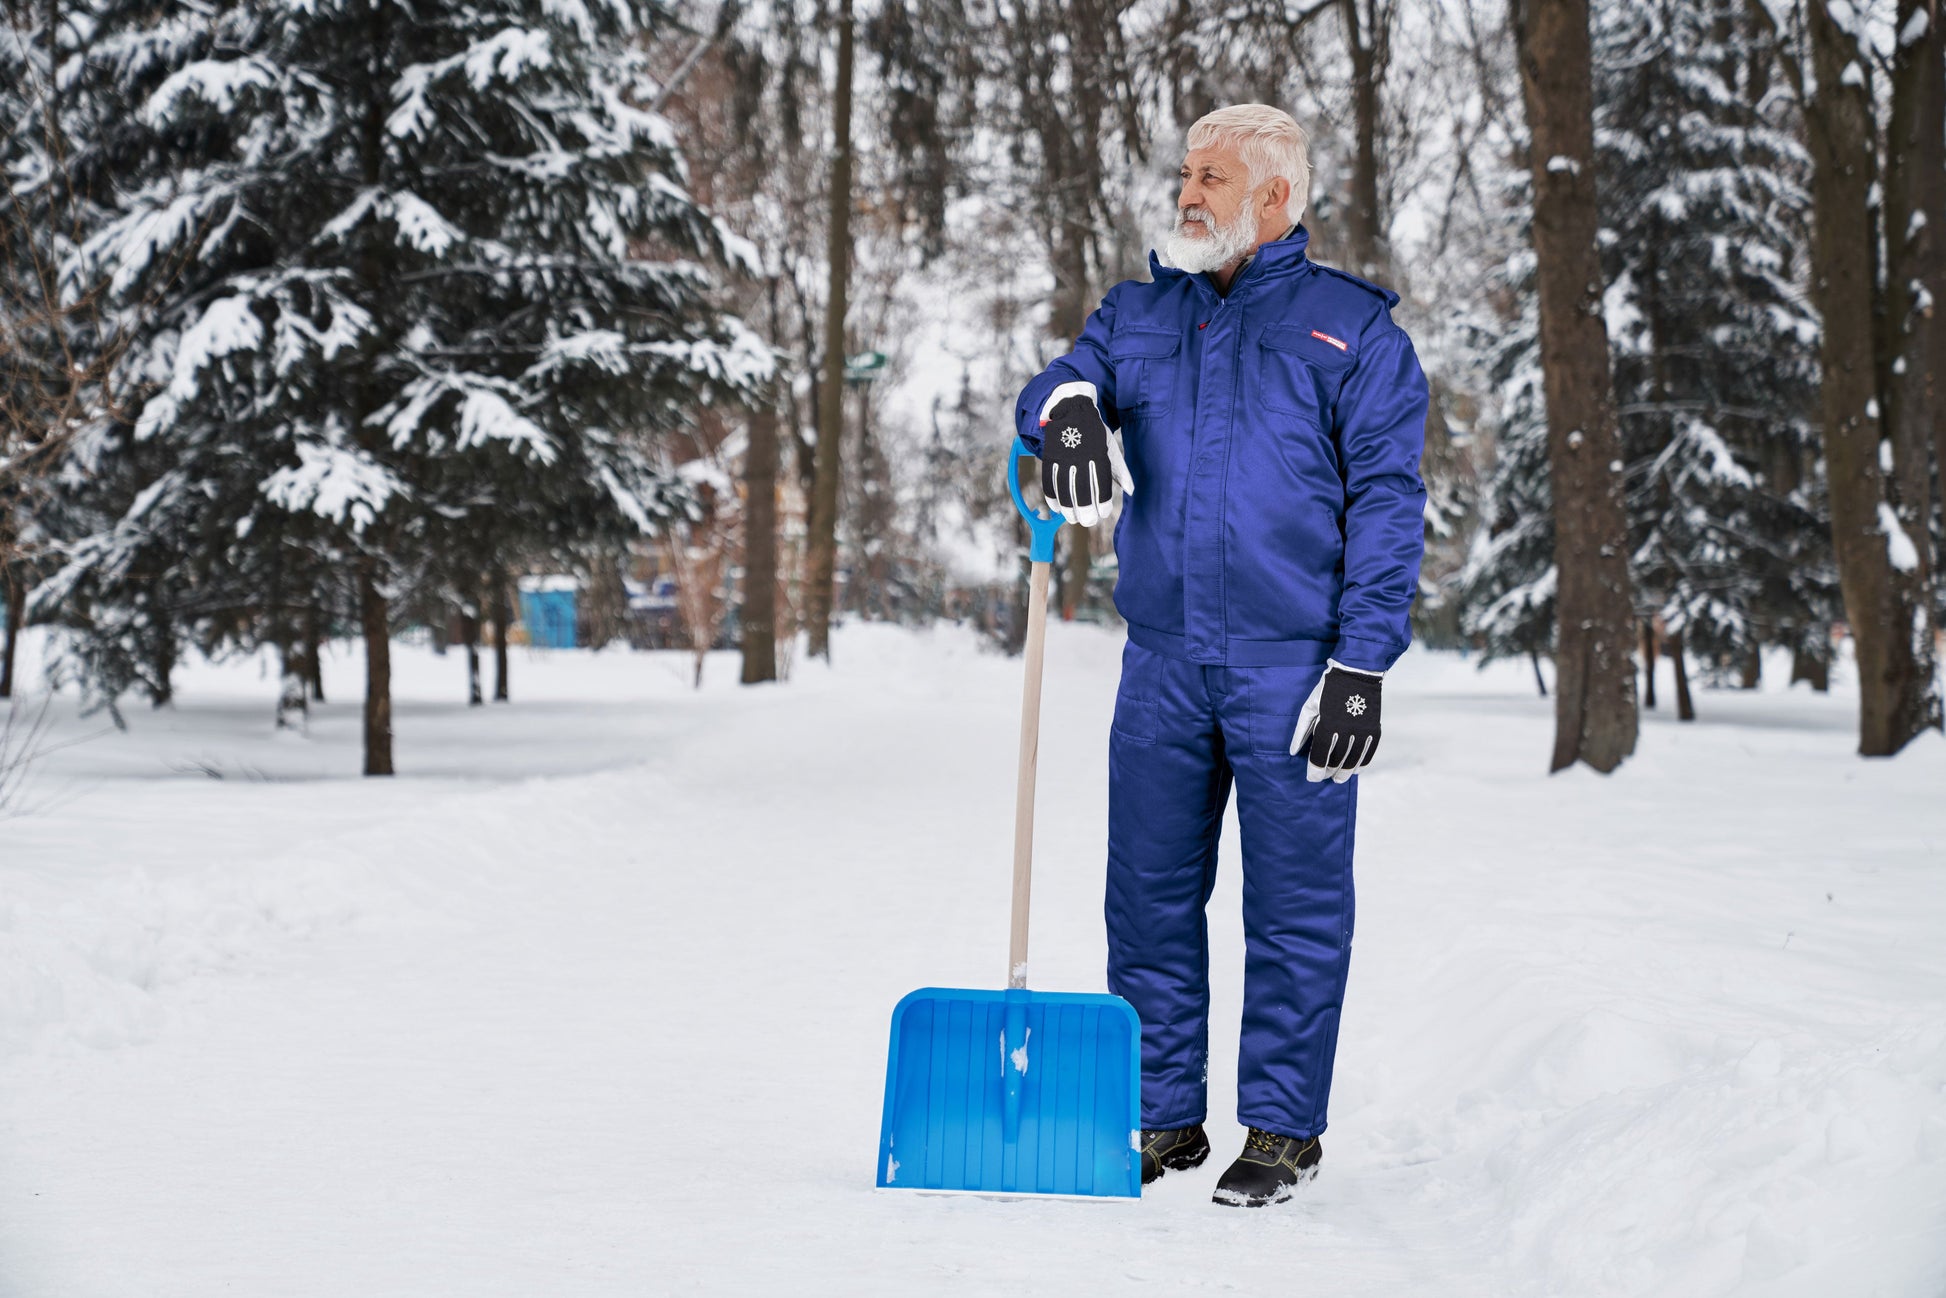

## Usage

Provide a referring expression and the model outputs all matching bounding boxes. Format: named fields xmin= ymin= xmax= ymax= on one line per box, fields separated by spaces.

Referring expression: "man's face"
xmin=1175 ymin=143 xmax=1252 ymax=240
xmin=1166 ymin=141 xmax=1284 ymax=275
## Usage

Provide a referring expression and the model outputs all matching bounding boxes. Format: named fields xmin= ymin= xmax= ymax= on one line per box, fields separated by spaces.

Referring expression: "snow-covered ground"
xmin=2 ymin=623 xmax=1943 ymax=1296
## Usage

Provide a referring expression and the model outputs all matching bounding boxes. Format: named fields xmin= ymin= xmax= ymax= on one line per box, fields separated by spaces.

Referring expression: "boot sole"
xmin=1211 ymin=1163 xmax=1320 ymax=1208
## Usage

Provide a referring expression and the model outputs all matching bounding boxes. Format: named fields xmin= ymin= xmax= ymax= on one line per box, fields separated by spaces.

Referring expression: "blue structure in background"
xmin=518 ymin=582 xmax=578 ymax=649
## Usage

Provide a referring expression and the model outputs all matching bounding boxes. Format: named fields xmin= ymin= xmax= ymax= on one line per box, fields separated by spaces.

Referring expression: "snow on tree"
xmin=1456 ymin=253 xmax=1558 ymax=676
xmin=37 ymin=0 xmax=767 ymax=768
xmin=1592 ymin=0 xmax=1836 ymax=687
xmin=1 ymin=0 xmax=145 ymax=701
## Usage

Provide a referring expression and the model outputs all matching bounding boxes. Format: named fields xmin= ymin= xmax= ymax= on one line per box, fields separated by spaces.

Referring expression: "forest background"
xmin=3 ymin=0 xmax=1943 ymax=775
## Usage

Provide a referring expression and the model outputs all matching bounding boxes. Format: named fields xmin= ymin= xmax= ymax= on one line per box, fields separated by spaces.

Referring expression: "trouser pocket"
xmin=1112 ymin=641 xmax=1161 ymax=745
xmin=1251 ymin=710 xmax=1299 ymax=757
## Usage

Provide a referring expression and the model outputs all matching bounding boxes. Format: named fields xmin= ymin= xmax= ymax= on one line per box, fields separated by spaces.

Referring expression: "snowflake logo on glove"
xmin=1345 ymin=694 xmax=1367 ymax=717
xmin=1060 ymin=427 xmax=1082 ymax=449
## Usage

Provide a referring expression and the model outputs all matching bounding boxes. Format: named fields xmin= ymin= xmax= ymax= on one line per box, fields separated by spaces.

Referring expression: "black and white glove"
xmin=1291 ymin=660 xmax=1383 ymax=783
xmin=1037 ymin=381 xmax=1133 ymax=528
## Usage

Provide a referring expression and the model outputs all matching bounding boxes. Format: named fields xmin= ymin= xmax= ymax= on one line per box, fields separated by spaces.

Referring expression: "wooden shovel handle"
xmin=1009 ymin=559 xmax=1051 ymax=989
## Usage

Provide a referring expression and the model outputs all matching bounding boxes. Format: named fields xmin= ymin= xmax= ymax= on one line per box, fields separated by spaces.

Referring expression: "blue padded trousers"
xmin=1105 ymin=640 xmax=1357 ymax=1140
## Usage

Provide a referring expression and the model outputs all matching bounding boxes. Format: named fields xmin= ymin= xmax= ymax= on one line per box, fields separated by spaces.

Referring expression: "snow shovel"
xmin=874 ymin=435 xmax=1142 ymax=1200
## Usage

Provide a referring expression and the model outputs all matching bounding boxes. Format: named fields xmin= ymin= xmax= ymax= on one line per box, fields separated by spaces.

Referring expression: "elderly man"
xmin=1014 ymin=104 xmax=1428 ymax=1207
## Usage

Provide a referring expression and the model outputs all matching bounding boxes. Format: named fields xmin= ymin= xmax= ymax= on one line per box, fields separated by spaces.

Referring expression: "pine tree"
xmin=1 ymin=0 xmax=137 ymax=699
xmin=42 ymin=0 xmax=765 ymax=769
xmin=1457 ymin=267 xmax=1558 ymax=678
xmin=1591 ymin=0 xmax=1836 ymax=692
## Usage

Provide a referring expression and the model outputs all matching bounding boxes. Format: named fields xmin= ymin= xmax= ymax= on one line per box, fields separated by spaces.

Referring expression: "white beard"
xmin=1163 ymin=205 xmax=1261 ymax=275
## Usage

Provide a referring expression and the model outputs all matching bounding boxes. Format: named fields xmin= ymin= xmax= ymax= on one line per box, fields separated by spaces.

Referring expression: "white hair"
xmin=1185 ymin=104 xmax=1312 ymax=225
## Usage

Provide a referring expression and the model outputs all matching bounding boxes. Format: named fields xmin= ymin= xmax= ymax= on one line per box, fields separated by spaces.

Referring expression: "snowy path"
xmin=3 ymin=625 xmax=1944 ymax=1296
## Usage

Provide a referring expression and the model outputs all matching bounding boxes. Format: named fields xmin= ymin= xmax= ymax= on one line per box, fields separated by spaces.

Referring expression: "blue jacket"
xmin=1015 ymin=226 xmax=1429 ymax=674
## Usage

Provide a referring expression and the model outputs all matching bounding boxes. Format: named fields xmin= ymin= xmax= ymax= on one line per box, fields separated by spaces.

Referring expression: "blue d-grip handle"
xmin=1008 ymin=435 xmax=1066 ymax=564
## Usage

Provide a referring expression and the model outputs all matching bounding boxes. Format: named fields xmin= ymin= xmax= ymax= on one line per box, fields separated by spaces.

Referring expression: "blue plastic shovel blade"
xmin=876 ymin=986 xmax=1143 ymax=1198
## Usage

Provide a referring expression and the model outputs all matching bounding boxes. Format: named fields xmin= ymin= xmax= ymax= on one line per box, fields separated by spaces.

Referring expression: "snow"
xmin=457 ymin=387 xmax=556 ymax=463
xmin=1600 ymin=269 xmax=1642 ymax=348
xmin=258 ymin=440 xmax=406 ymax=531
xmin=142 ymin=57 xmax=275 ymax=123
xmin=320 ymin=189 xmax=464 ymax=256
xmin=387 ymin=30 xmax=558 ymax=142
xmin=168 ymin=296 xmax=264 ymax=401
xmin=1545 ymin=155 xmax=1581 ymax=176
xmin=390 ymin=190 xmax=464 ymax=256
xmin=2 ymin=623 xmax=1945 ymax=1296
xmin=537 ymin=329 xmax=630 ymax=375
xmin=1878 ymin=501 xmax=1920 ymax=573
xmin=463 ymin=27 xmax=554 ymax=89
xmin=643 ymin=317 xmax=776 ymax=388
xmin=1900 ymin=7 xmax=1930 ymax=46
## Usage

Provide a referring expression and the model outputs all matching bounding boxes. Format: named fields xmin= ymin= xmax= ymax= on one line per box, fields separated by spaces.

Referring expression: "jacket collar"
xmin=1149 ymin=223 xmax=1312 ymax=297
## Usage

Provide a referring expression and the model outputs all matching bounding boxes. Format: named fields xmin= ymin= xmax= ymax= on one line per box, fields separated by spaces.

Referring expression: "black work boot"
xmin=1139 ymin=1123 xmax=1211 ymax=1185
xmin=1212 ymin=1127 xmax=1322 ymax=1206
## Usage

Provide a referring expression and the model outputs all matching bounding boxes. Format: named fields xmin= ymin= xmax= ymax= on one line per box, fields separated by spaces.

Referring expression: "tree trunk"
xmin=1004 ymin=517 xmax=1032 ymax=657
xmin=803 ymin=0 xmax=854 ymax=662
xmin=0 ymin=608 xmax=16 ymax=700
xmin=1738 ymin=645 xmax=1761 ymax=690
xmin=359 ymin=559 xmax=393 ymax=776
xmin=1791 ymin=643 xmax=1831 ymax=692
xmin=1883 ymin=0 xmax=1945 ymax=729
xmin=461 ymin=610 xmax=482 ymax=706
xmin=305 ymin=602 xmax=325 ymax=701
xmin=1804 ymin=0 xmax=1939 ymax=754
xmin=1530 ymin=648 xmax=1548 ymax=697
xmin=1641 ymin=620 xmax=1657 ymax=710
xmin=741 ymin=397 xmax=780 ymax=686
xmin=849 ymin=382 xmax=894 ymax=620
xmin=352 ymin=0 xmax=390 ymax=774
xmin=490 ymin=570 xmax=510 ymax=703
xmin=1339 ymin=0 xmax=1387 ymax=278
xmin=1669 ymin=631 xmax=1695 ymax=722
xmin=149 ymin=598 xmax=175 ymax=708
xmin=1513 ymin=0 xmax=1639 ymax=773
xmin=276 ymin=639 xmax=308 ymax=730
xmin=0 ymin=563 xmax=19 ymax=699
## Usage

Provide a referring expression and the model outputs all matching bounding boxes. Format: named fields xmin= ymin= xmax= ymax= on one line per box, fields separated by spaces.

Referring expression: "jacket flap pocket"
xmin=1262 ymin=324 xmax=1356 ymax=369
xmin=1115 ymin=326 xmax=1181 ymax=359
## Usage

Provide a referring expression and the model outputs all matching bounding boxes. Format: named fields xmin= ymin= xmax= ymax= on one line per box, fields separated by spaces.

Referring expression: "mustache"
xmin=1177 ymin=206 xmax=1215 ymax=228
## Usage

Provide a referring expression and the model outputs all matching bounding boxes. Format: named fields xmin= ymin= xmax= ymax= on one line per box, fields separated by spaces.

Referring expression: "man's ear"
xmin=1260 ymin=176 xmax=1291 ymax=223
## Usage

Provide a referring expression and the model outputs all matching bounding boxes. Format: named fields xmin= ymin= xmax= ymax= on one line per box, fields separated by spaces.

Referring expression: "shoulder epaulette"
xmin=1311 ymin=263 xmax=1401 ymax=309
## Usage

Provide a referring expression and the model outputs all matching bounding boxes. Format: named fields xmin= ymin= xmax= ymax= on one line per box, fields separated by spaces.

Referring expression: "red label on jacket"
xmin=1310 ymin=330 xmax=1348 ymax=352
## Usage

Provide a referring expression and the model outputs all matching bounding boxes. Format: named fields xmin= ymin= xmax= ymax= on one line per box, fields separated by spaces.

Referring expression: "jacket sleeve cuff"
xmin=1015 ymin=376 xmax=1053 ymax=453
xmin=1329 ymin=636 xmax=1405 ymax=675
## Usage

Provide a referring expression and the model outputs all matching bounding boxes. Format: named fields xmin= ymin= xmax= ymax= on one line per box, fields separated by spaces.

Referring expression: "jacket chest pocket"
xmin=1258 ymin=324 xmax=1356 ymax=429
xmin=1110 ymin=326 xmax=1181 ymax=419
